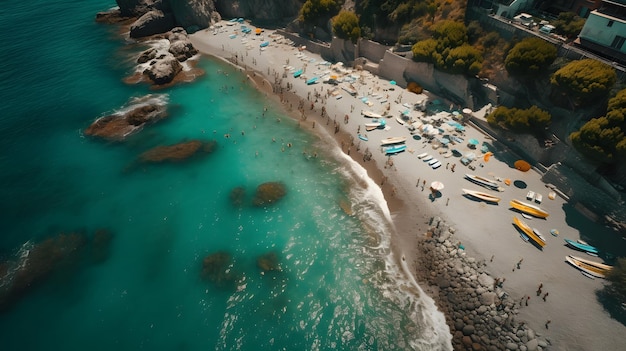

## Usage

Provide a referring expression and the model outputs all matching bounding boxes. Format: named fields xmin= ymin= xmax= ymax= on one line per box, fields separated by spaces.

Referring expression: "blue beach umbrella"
xmin=468 ymin=138 xmax=479 ymax=145
xmin=390 ymin=80 xmax=397 ymax=85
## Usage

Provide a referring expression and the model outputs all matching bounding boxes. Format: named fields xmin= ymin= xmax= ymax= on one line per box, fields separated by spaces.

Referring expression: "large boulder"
xmin=116 ymin=0 xmax=169 ymax=17
xmin=143 ymin=52 xmax=182 ymax=85
xmin=130 ymin=10 xmax=175 ymax=38
xmin=215 ymin=0 xmax=303 ymax=22
xmin=169 ymin=0 xmax=221 ymax=29
xmin=85 ymin=97 xmax=167 ymax=141
xmin=168 ymin=28 xmax=198 ymax=61
xmin=252 ymin=182 xmax=287 ymax=206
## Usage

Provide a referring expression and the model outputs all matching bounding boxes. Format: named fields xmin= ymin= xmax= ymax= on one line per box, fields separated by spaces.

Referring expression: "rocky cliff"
xmin=115 ymin=0 xmax=304 ymax=30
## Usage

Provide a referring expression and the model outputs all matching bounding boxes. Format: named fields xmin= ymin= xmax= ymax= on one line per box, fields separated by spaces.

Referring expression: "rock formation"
xmin=167 ymin=27 xmax=198 ymax=61
xmin=138 ymin=140 xmax=217 ymax=163
xmin=252 ymin=182 xmax=287 ymax=206
xmin=129 ymin=10 xmax=176 ymax=38
xmin=143 ymin=52 xmax=183 ymax=84
xmin=169 ymin=0 xmax=221 ymax=29
xmin=257 ymin=251 xmax=281 ymax=272
xmin=201 ymin=251 xmax=239 ymax=289
xmin=418 ymin=217 xmax=550 ymax=351
xmin=229 ymin=186 xmax=246 ymax=207
xmin=215 ymin=0 xmax=304 ymax=22
xmin=85 ymin=95 xmax=168 ymax=141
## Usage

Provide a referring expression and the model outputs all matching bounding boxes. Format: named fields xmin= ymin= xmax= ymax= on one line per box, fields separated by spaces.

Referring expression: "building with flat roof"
xmin=577 ymin=0 xmax=626 ymax=64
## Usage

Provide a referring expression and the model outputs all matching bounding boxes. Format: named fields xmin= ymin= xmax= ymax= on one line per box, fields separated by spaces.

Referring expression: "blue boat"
xmin=260 ymin=41 xmax=269 ymax=48
xmin=384 ymin=144 xmax=406 ymax=155
xmin=564 ymin=238 xmax=599 ymax=255
xmin=293 ymin=69 xmax=303 ymax=78
xmin=306 ymin=77 xmax=318 ymax=85
xmin=358 ymin=134 xmax=368 ymax=141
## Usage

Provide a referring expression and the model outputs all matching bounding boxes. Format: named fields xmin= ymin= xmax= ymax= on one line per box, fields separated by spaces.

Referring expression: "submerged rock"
xmin=138 ymin=140 xmax=216 ymax=163
xmin=201 ymin=251 xmax=238 ymax=289
xmin=85 ymin=95 xmax=167 ymax=141
xmin=257 ymin=251 xmax=281 ymax=272
xmin=0 ymin=233 xmax=88 ymax=311
xmin=229 ymin=186 xmax=246 ymax=207
xmin=252 ymin=182 xmax=287 ymax=206
xmin=91 ymin=229 xmax=114 ymax=264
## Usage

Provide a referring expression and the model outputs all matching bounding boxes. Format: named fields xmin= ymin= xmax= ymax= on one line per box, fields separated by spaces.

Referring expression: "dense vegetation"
xmin=411 ymin=20 xmax=482 ymax=75
xmin=570 ymin=88 xmax=626 ymax=163
xmin=550 ymin=59 xmax=617 ymax=106
xmin=552 ymin=12 xmax=586 ymax=39
xmin=486 ymin=105 xmax=552 ymax=133
xmin=299 ymin=0 xmax=343 ymax=23
xmin=504 ymin=37 xmax=557 ymax=76
xmin=332 ymin=10 xmax=361 ymax=42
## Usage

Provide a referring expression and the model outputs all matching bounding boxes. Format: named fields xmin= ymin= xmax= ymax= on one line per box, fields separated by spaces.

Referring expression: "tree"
xmin=332 ymin=10 xmax=361 ymax=42
xmin=299 ymin=0 xmax=342 ymax=23
xmin=411 ymin=20 xmax=482 ymax=75
xmin=571 ymin=88 xmax=626 ymax=163
xmin=553 ymin=12 xmax=586 ymax=38
xmin=486 ymin=105 xmax=551 ymax=133
xmin=551 ymin=59 xmax=617 ymax=105
xmin=504 ymin=37 xmax=557 ymax=76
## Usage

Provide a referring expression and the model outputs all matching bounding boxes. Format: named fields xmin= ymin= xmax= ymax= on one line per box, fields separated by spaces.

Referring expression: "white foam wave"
xmin=332 ymin=149 xmax=453 ymax=351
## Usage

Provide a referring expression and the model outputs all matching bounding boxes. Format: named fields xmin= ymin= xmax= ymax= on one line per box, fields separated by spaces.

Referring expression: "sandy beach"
xmin=189 ymin=23 xmax=626 ymax=350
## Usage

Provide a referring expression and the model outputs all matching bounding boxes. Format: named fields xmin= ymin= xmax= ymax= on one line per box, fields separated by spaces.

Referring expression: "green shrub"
xmin=504 ymin=37 xmax=557 ymax=76
xmin=571 ymin=88 xmax=626 ymax=163
xmin=486 ymin=105 xmax=551 ymax=133
xmin=551 ymin=59 xmax=617 ymax=105
xmin=553 ymin=12 xmax=586 ymax=38
xmin=332 ymin=10 xmax=361 ymax=42
xmin=300 ymin=0 xmax=342 ymax=23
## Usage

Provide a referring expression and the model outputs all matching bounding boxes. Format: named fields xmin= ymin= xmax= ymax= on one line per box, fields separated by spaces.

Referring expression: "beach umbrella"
xmin=440 ymin=137 xmax=450 ymax=145
xmin=468 ymin=138 xmax=479 ymax=146
xmin=430 ymin=181 xmax=444 ymax=191
xmin=462 ymin=108 xmax=472 ymax=114
xmin=513 ymin=180 xmax=527 ymax=189
xmin=390 ymin=80 xmax=397 ymax=85
xmin=514 ymin=160 xmax=531 ymax=172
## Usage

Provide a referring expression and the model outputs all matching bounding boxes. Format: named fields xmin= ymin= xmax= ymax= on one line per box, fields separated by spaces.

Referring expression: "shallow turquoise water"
xmin=0 ymin=2 xmax=451 ymax=350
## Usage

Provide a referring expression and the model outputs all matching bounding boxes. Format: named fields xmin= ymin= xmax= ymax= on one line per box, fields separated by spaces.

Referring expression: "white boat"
xmin=510 ymin=199 xmax=550 ymax=219
xmin=534 ymin=193 xmax=543 ymax=204
xmin=422 ymin=155 xmax=433 ymax=162
xmin=431 ymin=161 xmax=442 ymax=169
xmin=380 ymin=136 xmax=407 ymax=146
xmin=533 ymin=228 xmax=547 ymax=242
xmin=464 ymin=174 xmax=500 ymax=191
xmin=428 ymin=158 xmax=439 ymax=166
xmin=526 ymin=190 xmax=535 ymax=200
xmin=462 ymin=188 xmax=501 ymax=203
xmin=362 ymin=110 xmax=383 ymax=118
xmin=396 ymin=116 xmax=406 ymax=125
xmin=417 ymin=152 xmax=428 ymax=159
xmin=565 ymin=255 xmax=612 ymax=278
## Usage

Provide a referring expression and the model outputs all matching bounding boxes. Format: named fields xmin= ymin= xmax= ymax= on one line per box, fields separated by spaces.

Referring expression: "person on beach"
xmin=543 ymin=292 xmax=549 ymax=301
xmin=545 ymin=320 xmax=551 ymax=329
xmin=526 ymin=296 xmax=530 ymax=306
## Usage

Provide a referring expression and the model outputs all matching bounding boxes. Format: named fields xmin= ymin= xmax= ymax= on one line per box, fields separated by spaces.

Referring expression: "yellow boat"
xmin=510 ymin=199 xmax=549 ymax=218
xmin=513 ymin=216 xmax=546 ymax=248
xmin=565 ymin=255 xmax=613 ymax=278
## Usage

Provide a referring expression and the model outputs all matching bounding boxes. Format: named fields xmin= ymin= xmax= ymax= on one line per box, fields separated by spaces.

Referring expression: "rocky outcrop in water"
xmin=252 ymin=182 xmax=287 ymax=206
xmin=138 ymin=140 xmax=217 ymax=163
xmin=168 ymin=27 xmax=198 ymax=61
xmin=85 ymin=95 xmax=168 ymax=141
xmin=257 ymin=251 xmax=281 ymax=272
xmin=143 ymin=52 xmax=183 ymax=84
xmin=229 ymin=187 xmax=246 ymax=207
xmin=418 ymin=217 xmax=551 ymax=351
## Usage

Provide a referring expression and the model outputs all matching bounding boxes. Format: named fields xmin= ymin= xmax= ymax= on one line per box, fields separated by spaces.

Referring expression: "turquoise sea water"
xmin=0 ymin=2 xmax=450 ymax=350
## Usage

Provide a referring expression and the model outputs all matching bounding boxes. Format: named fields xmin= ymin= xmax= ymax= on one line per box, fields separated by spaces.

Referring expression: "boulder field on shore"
xmin=417 ymin=217 xmax=550 ymax=351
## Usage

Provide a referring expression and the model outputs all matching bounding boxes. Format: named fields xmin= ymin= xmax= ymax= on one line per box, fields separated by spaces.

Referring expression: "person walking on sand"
xmin=526 ymin=296 xmax=530 ymax=306
xmin=545 ymin=320 xmax=551 ymax=329
xmin=543 ymin=292 xmax=549 ymax=301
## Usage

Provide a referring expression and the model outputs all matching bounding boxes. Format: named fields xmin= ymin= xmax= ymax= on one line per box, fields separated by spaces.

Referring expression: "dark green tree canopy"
xmin=553 ymin=12 xmax=586 ymax=38
xmin=332 ymin=10 xmax=361 ymax=42
xmin=504 ymin=37 xmax=557 ymax=76
xmin=299 ymin=0 xmax=342 ymax=23
xmin=410 ymin=20 xmax=482 ymax=75
xmin=486 ymin=105 xmax=551 ymax=133
xmin=551 ymin=59 xmax=617 ymax=105
xmin=571 ymin=88 xmax=626 ymax=163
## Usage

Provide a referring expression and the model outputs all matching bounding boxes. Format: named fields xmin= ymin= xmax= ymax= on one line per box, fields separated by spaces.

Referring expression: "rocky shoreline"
xmin=417 ymin=217 xmax=550 ymax=351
